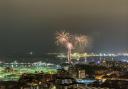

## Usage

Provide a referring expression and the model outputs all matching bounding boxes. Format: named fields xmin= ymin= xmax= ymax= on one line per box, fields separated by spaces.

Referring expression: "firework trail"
xmin=55 ymin=31 xmax=89 ymax=63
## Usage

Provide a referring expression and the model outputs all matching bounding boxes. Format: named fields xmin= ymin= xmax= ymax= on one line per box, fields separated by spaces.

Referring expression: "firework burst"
xmin=56 ymin=31 xmax=71 ymax=46
xmin=66 ymin=42 xmax=73 ymax=50
xmin=55 ymin=31 xmax=89 ymax=63
xmin=75 ymin=35 xmax=88 ymax=47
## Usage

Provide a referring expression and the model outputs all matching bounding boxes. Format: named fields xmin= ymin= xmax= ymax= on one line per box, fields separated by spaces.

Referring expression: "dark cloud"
xmin=0 ymin=0 xmax=128 ymax=55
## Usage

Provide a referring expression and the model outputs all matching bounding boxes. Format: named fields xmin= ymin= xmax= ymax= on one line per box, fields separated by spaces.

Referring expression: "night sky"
xmin=0 ymin=0 xmax=128 ymax=55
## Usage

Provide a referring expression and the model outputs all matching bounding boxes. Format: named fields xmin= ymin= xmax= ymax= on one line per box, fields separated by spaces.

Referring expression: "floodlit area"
xmin=0 ymin=66 xmax=57 ymax=81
